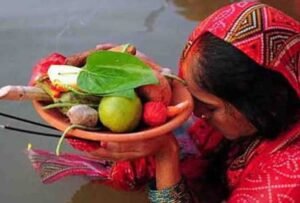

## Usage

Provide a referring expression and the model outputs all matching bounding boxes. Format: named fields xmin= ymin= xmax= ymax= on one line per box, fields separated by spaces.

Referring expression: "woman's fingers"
xmin=98 ymin=136 xmax=166 ymax=153
xmin=95 ymin=43 xmax=117 ymax=50
xmin=92 ymin=141 xmax=150 ymax=155
xmin=89 ymin=148 xmax=144 ymax=161
xmin=89 ymin=133 xmax=177 ymax=161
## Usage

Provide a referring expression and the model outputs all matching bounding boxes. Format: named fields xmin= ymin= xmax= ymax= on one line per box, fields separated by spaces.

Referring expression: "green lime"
xmin=98 ymin=93 xmax=142 ymax=133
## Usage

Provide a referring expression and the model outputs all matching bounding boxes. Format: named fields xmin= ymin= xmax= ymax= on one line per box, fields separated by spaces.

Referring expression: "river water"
xmin=0 ymin=0 xmax=298 ymax=202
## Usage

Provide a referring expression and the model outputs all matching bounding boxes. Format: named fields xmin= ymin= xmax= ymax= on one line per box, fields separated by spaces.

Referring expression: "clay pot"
xmin=32 ymin=46 xmax=193 ymax=142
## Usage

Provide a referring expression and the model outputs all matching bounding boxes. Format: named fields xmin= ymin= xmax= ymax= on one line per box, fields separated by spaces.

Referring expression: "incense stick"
xmin=0 ymin=112 xmax=55 ymax=130
xmin=0 ymin=112 xmax=98 ymax=142
xmin=0 ymin=124 xmax=61 ymax=138
xmin=0 ymin=124 xmax=93 ymax=142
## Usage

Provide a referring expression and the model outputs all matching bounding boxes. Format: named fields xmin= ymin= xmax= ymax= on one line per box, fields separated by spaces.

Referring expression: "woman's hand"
xmin=90 ymin=133 xmax=182 ymax=190
xmin=95 ymin=43 xmax=117 ymax=50
xmin=89 ymin=133 xmax=179 ymax=161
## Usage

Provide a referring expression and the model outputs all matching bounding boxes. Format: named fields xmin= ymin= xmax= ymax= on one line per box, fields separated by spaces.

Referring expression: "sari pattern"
xmin=227 ymin=122 xmax=300 ymax=202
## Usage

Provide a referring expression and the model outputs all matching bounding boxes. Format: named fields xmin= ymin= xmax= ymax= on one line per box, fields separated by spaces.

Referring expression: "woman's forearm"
xmin=148 ymin=136 xmax=194 ymax=203
xmin=154 ymin=141 xmax=181 ymax=189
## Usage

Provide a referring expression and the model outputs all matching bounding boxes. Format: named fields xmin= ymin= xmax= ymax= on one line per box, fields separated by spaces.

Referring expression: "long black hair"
xmin=191 ymin=32 xmax=300 ymax=139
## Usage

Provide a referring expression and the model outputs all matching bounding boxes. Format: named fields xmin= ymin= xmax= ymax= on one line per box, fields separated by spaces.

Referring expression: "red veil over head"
xmin=179 ymin=1 xmax=300 ymax=97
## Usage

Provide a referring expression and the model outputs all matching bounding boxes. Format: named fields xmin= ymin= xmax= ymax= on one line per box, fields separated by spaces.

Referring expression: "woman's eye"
xmin=193 ymin=98 xmax=216 ymax=112
xmin=201 ymin=102 xmax=217 ymax=112
xmin=206 ymin=106 xmax=216 ymax=112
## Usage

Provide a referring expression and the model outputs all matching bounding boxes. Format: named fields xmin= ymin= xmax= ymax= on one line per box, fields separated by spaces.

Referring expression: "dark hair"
xmin=190 ymin=32 xmax=300 ymax=139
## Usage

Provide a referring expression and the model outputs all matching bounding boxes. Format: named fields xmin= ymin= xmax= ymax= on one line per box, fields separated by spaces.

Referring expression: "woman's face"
xmin=181 ymin=53 xmax=257 ymax=140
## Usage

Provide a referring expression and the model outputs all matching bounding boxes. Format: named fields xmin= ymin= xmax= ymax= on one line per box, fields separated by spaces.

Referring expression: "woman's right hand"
xmin=89 ymin=133 xmax=182 ymax=189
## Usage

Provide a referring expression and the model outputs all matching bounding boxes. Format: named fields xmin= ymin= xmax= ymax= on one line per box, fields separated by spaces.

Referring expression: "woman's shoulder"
xmin=260 ymin=137 xmax=300 ymax=168
xmin=256 ymin=122 xmax=300 ymax=161
xmin=257 ymin=136 xmax=300 ymax=177
xmin=242 ymin=122 xmax=300 ymax=178
xmin=227 ymin=136 xmax=300 ymax=202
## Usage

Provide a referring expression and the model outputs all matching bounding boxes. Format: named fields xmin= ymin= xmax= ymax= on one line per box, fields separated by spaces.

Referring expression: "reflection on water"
xmin=143 ymin=1 xmax=167 ymax=32
xmin=170 ymin=0 xmax=300 ymax=21
xmin=68 ymin=182 xmax=148 ymax=203
xmin=171 ymin=0 xmax=231 ymax=21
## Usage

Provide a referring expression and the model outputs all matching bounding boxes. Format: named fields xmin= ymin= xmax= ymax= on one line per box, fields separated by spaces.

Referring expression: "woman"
xmin=90 ymin=1 xmax=300 ymax=202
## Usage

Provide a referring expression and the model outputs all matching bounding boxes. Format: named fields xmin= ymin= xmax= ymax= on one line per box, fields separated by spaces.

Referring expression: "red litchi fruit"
xmin=143 ymin=101 xmax=168 ymax=127
xmin=137 ymin=70 xmax=172 ymax=106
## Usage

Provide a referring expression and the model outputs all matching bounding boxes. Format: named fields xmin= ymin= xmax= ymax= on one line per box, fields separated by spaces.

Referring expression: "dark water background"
xmin=0 ymin=0 xmax=299 ymax=202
